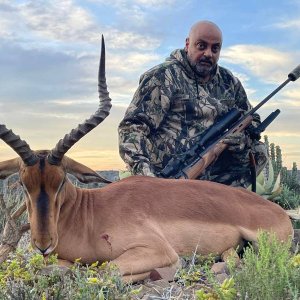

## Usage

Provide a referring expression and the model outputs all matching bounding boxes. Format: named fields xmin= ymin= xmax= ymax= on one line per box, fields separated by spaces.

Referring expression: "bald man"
xmin=118 ymin=21 xmax=267 ymax=188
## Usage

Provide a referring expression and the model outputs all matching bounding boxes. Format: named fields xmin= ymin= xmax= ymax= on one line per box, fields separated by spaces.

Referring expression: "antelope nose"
xmin=34 ymin=240 xmax=52 ymax=255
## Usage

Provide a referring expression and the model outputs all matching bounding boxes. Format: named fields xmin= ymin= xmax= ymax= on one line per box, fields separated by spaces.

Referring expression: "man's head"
xmin=185 ymin=21 xmax=222 ymax=81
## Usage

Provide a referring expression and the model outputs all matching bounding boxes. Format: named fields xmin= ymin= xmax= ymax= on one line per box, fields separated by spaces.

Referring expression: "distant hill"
xmin=1 ymin=169 xmax=299 ymax=193
xmin=0 ymin=171 xmax=120 ymax=192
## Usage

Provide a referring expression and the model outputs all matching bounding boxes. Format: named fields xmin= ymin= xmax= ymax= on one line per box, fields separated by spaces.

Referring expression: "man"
xmin=118 ymin=20 xmax=267 ymax=188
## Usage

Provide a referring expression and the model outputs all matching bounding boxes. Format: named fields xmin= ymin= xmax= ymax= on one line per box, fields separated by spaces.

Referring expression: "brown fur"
xmin=0 ymin=152 xmax=293 ymax=282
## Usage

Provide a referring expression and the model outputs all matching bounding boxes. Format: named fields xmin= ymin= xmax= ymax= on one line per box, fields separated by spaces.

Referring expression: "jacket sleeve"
xmin=118 ymin=72 xmax=170 ymax=176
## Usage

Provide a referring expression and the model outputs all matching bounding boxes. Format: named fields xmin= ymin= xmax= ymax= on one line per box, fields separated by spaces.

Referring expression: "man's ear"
xmin=185 ymin=37 xmax=190 ymax=51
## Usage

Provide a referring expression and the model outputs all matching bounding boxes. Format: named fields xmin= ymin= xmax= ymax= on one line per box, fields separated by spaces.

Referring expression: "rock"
xmin=211 ymin=262 xmax=228 ymax=275
xmin=39 ymin=265 xmax=72 ymax=277
xmin=145 ymin=279 xmax=171 ymax=289
xmin=138 ymin=279 xmax=172 ymax=298
xmin=149 ymin=266 xmax=177 ymax=282
xmin=221 ymin=248 xmax=240 ymax=267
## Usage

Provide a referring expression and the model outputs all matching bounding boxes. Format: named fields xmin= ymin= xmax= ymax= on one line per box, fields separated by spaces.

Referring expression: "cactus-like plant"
xmin=249 ymin=158 xmax=281 ymax=200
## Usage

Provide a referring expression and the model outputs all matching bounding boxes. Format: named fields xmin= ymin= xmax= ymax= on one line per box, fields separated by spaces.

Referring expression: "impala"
xmin=0 ymin=37 xmax=293 ymax=282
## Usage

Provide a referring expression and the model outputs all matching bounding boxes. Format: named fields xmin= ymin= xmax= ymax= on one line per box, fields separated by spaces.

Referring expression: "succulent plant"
xmin=249 ymin=158 xmax=281 ymax=200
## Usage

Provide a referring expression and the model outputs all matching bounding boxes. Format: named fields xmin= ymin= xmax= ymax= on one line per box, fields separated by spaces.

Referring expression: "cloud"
xmin=68 ymin=149 xmax=124 ymax=170
xmin=0 ymin=42 xmax=93 ymax=103
xmin=19 ymin=0 xmax=98 ymax=42
xmin=89 ymin=0 xmax=180 ymax=10
xmin=0 ymin=34 xmax=162 ymax=109
xmin=0 ymin=2 xmax=23 ymax=40
xmin=280 ymin=88 xmax=300 ymax=106
xmin=105 ymin=29 xmax=160 ymax=51
xmin=0 ymin=0 xmax=161 ymax=51
xmin=222 ymin=44 xmax=299 ymax=83
xmin=0 ymin=101 xmax=127 ymax=168
xmin=273 ymin=18 xmax=300 ymax=29
xmin=1 ymin=1 xmax=299 ymax=168
xmin=259 ymin=105 xmax=300 ymax=136
xmin=108 ymin=52 xmax=161 ymax=73
xmin=87 ymin=0 xmax=184 ymax=32
xmin=251 ymin=88 xmax=300 ymax=109
xmin=123 ymin=0 xmax=179 ymax=7
xmin=20 ymin=0 xmax=161 ymax=50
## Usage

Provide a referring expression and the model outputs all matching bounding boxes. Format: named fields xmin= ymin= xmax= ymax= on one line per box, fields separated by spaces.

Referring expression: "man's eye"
xmin=212 ymin=45 xmax=220 ymax=53
xmin=197 ymin=43 xmax=206 ymax=50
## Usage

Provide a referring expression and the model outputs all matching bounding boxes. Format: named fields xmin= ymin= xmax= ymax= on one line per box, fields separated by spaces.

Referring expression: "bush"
xmin=230 ymin=231 xmax=300 ymax=300
xmin=0 ymin=250 xmax=134 ymax=299
xmin=274 ymin=184 xmax=300 ymax=210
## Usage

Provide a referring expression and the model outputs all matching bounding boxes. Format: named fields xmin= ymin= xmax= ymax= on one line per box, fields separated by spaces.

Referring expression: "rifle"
xmin=160 ymin=65 xmax=300 ymax=180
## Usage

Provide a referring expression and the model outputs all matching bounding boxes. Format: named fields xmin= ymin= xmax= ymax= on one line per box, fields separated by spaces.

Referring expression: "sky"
xmin=0 ymin=0 xmax=300 ymax=171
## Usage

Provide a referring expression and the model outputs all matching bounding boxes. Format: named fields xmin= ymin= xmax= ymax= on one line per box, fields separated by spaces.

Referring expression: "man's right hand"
xmin=137 ymin=162 xmax=156 ymax=177
xmin=222 ymin=132 xmax=249 ymax=152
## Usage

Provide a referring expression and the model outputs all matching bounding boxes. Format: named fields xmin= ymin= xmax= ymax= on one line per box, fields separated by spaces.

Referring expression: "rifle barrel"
xmin=288 ymin=65 xmax=300 ymax=81
xmin=256 ymin=109 xmax=280 ymax=133
xmin=249 ymin=78 xmax=290 ymax=115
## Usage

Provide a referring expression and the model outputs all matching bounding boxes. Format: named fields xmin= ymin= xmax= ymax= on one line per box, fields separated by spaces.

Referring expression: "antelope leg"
xmin=111 ymin=243 xmax=179 ymax=282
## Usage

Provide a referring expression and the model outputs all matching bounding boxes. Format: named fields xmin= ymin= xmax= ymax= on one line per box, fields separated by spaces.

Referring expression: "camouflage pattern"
xmin=118 ymin=49 xmax=268 ymax=187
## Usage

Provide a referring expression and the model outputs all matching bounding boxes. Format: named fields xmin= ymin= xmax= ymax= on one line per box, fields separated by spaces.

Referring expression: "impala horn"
xmin=48 ymin=35 xmax=112 ymax=165
xmin=0 ymin=125 xmax=38 ymax=166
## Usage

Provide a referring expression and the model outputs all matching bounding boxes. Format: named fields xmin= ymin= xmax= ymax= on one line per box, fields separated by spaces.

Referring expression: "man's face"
xmin=186 ymin=24 xmax=222 ymax=80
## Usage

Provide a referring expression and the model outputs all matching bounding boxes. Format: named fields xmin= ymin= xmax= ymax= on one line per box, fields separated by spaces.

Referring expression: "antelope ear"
xmin=62 ymin=156 xmax=111 ymax=184
xmin=0 ymin=158 xmax=20 ymax=180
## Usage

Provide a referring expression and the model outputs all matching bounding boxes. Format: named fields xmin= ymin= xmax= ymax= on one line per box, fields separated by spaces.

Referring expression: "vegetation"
xmin=0 ymin=249 xmax=135 ymax=299
xmin=255 ymin=136 xmax=300 ymax=210
xmin=0 ymin=232 xmax=299 ymax=299
xmin=230 ymin=232 xmax=300 ymax=300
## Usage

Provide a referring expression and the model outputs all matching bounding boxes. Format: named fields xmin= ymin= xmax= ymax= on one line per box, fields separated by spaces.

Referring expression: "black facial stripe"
xmin=37 ymin=184 xmax=49 ymax=228
xmin=39 ymin=157 xmax=46 ymax=171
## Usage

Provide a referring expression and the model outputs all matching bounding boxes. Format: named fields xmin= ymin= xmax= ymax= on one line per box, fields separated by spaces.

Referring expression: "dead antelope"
xmin=0 ymin=37 xmax=293 ymax=282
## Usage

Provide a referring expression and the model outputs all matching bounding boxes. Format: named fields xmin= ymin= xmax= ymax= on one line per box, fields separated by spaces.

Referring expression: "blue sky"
xmin=0 ymin=0 xmax=300 ymax=170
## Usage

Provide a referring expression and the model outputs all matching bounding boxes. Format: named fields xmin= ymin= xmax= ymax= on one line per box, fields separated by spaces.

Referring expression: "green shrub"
xmin=0 ymin=250 xmax=134 ymax=299
xmin=176 ymin=253 xmax=237 ymax=300
xmin=230 ymin=231 xmax=300 ymax=300
xmin=274 ymin=184 xmax=300 ymax=210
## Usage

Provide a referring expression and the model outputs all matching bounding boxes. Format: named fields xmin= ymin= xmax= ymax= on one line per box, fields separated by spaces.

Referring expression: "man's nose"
xmin=204 ymin=48 xmax=213 ymax=58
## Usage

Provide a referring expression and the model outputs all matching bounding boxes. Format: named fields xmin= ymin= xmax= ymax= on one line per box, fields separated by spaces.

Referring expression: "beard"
xmin=187 ymin=55 xmax=215 ymax=78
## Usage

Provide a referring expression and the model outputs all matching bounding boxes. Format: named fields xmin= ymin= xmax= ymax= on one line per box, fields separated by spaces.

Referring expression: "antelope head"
xmin=0 ymin=36 xmax=111 ymax=255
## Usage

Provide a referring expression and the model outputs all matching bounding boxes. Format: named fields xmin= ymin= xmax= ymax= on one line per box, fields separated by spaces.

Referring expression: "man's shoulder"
xmin=217 ymin=65 xmax=241 ymax=85
xmin=141 ymin=59 xmax=181 ymax=80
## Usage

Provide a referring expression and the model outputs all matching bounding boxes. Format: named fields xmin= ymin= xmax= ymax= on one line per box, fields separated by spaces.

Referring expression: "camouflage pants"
xmin=198 ymin=141 xmax=268 ymax=188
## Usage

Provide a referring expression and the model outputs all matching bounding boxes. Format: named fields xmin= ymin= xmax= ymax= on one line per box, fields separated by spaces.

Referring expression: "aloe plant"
xmin=249 ymin=158 xmax=281 ymax=200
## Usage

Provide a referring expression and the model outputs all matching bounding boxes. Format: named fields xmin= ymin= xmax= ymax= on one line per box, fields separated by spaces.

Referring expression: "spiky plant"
xmin=249 ymin=158 xmax=281 ymax=200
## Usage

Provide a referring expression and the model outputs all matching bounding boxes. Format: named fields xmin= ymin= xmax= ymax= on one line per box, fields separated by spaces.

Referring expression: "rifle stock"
xmin=179 ymin=115 xmax=253 ymax=179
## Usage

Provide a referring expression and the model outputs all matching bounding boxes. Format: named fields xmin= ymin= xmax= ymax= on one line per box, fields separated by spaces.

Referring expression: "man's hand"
xmin=222 ymin=132 xmax=249 ymax=152
xmin=137 ymin=162 xmax=156 ymax=177
xmin=246 ymin=124 xmax=261 ymax=140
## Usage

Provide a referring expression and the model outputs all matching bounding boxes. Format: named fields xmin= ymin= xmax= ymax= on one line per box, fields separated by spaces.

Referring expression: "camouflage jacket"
xmin=118 ymin=49 xmax=260 ymax=176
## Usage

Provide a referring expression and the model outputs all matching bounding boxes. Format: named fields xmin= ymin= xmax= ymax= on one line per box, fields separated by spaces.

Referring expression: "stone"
xmin=149 ymin=266 xmax=177 ymax=282
xmin=211 ymin=262 xmax=228 ymax=275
